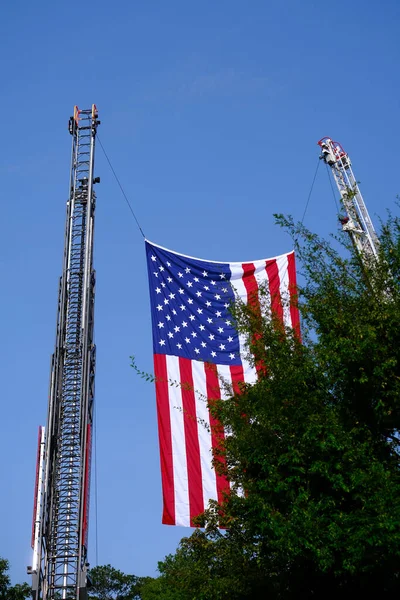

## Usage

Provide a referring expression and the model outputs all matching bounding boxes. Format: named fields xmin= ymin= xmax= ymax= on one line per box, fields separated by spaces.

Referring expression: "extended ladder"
xmin=318 ymin=137 xmax=379 ymax=261
xmin=30 ymin=106 xmax=100 ymax=600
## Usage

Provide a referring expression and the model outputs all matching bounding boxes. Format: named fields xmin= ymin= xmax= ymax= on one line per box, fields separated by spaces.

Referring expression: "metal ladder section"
xmin=32 ymin=106 xmax=100 ymax=600
xmin=318 ymin=137 xmax=379 ymax=261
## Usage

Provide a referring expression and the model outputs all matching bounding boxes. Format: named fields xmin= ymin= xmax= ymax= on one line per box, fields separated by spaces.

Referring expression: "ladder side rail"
xmin=329 ymin=164 xmax=366 ymax=255
xmin=77 ymin=112 xmax=98 ymax=587
xmin=342 ymin=164 xmax=380 ymax=256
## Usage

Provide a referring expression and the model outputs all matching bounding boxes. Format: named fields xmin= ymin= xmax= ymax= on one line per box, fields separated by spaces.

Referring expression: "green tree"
xmin=143 ymin=211 xmax=400 ymax=598
xmin=0 ymin=559 xmax=30 ymax=600
xmin=88 ymin=565 xmax=142 ymax=600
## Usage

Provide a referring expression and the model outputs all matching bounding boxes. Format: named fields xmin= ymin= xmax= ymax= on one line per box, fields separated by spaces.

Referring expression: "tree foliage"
xmin=0 ymin=559 xmax=30 ymax=600
xmin=140 ymin=211 xmax=400 ymax=598
xmin=88 ymin=565 xmax=143 ymax=600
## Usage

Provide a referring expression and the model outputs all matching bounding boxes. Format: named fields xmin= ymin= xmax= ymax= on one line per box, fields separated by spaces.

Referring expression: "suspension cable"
xmin=97 ymin=135 xmax=146 ymax=238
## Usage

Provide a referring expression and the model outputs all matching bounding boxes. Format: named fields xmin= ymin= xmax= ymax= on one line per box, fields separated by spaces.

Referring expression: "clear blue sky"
xmin=1 ymin=0 xmax=399 ymax=584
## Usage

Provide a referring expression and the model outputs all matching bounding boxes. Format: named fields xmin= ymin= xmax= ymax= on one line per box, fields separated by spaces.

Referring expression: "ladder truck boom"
xmin=29 ymin=106 xmax=100 ymax=600
xmin=318 ymin=137 xmax=379 ymax=261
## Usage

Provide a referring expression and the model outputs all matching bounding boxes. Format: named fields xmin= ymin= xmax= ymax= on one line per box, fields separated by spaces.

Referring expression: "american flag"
xmin=146 ymin=240 xmax=299 ymax=526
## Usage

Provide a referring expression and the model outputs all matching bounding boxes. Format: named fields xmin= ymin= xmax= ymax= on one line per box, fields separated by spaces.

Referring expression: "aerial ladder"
xmin=28 ymin=106 xmax=100 ymax=600
xmin=318 ymin=137 xmax=380 ymax=262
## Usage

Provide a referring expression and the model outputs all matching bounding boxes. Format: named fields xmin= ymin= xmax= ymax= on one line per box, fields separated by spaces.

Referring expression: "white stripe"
xmin=242 ymin=361 xmax=258 ymax=385
xmin=253 ymin=259 xmax=271 ymax=316
xmin=277 ymin=254 xmax=291 ymax=328
xmin=192 ymin=361 xmax=218 ymax=511
xmin=165 ymin=355 xmax=190 ymax=527
xmin=216 ymin=364 xmax=233 ymax=400
xmin=229 ymin=263 xmax=258 ymax=385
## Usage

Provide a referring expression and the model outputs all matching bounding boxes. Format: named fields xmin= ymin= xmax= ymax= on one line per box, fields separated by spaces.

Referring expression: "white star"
xmin=229 ymin=353 xmax=235 ymax=359
xmin=182 ymin=321 xmax=188 ymax=328
xmin=179 ymin=288 xmax=184 ymax=294
xmin=209 ymin=334 xmax=215 ymax=340
xmin=211 ymin=351 xmax=217 ymax=357
xmin=177 ymin=343 xmax=182 ymax=349
xmin=155 ymin=287 xmax=161 ymax=294
xmin=202 ymin=271 xmax=208 ymax=277
xmin=187 ymin=281 xmax=193 ymax=288
xmin=204 ymin=285 xmax=210 ymax=291
xmin=166 ymin=315 xmax=171 ymax=321
xmin=194 ymin=277 xmax=199 ymax=282
xmin=215 ymin=310 xmax=222 ymax=317
xmin=219 ymin=344 xmax=225 ymax=350
xmin=167 ymin=261 xmax=171 ymax=267
xmin=172 ymin=309 xmax=177 ymax=315
xmin=199 ymin=325 xmax=205 ymax=331
xmin=168 ymin=332 xmax=174 ymax=339
xmin=227 ymin=336 xmax=233 ymax=342
xmin=211 ymin=280 xmax=216 ymax=286
xmin=164 ymin=298 xmax=169 ymax=305
xmin=169 ymin=293 xmax=175 ymax=299
xmin=185 ymin=337 xmax=190 ymax=343
xmin=215 ymin=294 xmax=221 ymax=300
xmin=180 ymin=304 xmax=186 ymax=311
xmin=226 ymin=320 xmax=232 ymax=325
xmin=185 ymin=267 xmax=191 ymax=274
xmin=159 ymin=266 xmax=165 ymax=272
xmin=196 ymin=291 xmax=202 ymax=297
xmin=189 ymin=315 xmax=195 ymax=321
xmin=222 ymin=287 xmax=228 ymax=293
xmin=157 ymin=304 xmax=163 ymax=311
xmin=167 ymin=277 xmax=173 ymax=283
xmin=159 ymin=340 xmax=166 ymax=346
xmin=194 ymin=348 xmax=200 ymax=354
xmin=206 ymin=301 xmax=212 ymax=307
xmin=153 ymin=272 xmax=158 ymax=278
xmin=224 ymin=303 xmax=229 ymax=308
xmin=191 ymin=332 xmax=197 ymax=338
xmin=207 ymin=317 xmax=213 ymax=323
xmin=219 ymin=273 xmax=225 ymax=279
xmin=197 ymin=308 xmax=203 ymax=314
xmin=174 ymin=326 xmax=180 ymax=332
xmin=201 ymin=342 xmax=207 ymax=348
xmin=161 ymin=282 xmax=166 ymax=288
xmin=218 ymin=327 xmax=224 ymax=333
xmin=157 ymin=321 xmax=164 ymax=328
xmin=178 ymin=272 xmax=183 ymax=278
xmin=151 ymin=255 xmax=157 ymax=262
xmin=188 ymin=298 xmax=193 ymax=305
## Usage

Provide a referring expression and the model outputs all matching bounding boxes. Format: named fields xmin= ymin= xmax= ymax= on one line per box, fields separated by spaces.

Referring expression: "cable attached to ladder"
xmin=325 ymin=163 xmax=340 ymax=214
xmin=300 ymin=159 xmax=321 ymax=226
xmin=97 ymin=135 xmax=146 ymax=238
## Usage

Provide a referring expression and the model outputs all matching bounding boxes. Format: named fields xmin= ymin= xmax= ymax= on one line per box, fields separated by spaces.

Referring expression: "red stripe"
xmin=230 ymin=364 xmax=246 ymax=395
xmin=287 ymin=252 xmax=301 ymax=339
xmin=205 ymin=363 xmax=230 ymax=505
xmin=154 ymin=354 xmax=175 ymax=525
xmin=241 ymin=263 xmax=265 ymax=376
xmin=242 ymin=262 xmax=261 ymax=312
xmin=265 ymin=259 xmax=284 ymax=323
xmin=179 ymin=357 xmax=204 ymax=526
